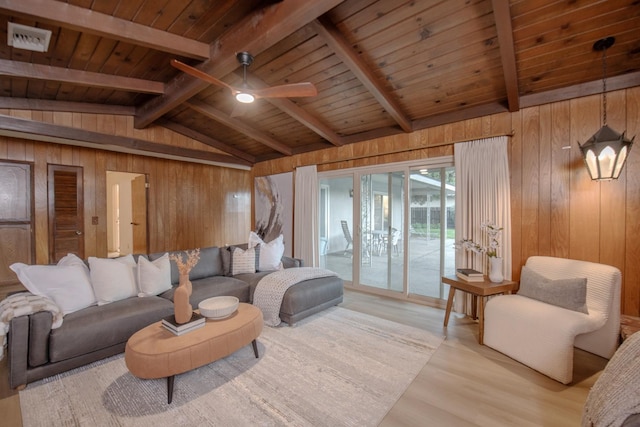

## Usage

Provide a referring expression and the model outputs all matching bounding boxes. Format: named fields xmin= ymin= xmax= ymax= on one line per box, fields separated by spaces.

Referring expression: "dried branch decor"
xmin=169 ymin=248 xmax=201 ymax=276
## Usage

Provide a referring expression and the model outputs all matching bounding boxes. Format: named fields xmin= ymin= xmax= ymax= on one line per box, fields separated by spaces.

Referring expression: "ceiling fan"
xmin=171 ymin=52 xmax=318 ymax=104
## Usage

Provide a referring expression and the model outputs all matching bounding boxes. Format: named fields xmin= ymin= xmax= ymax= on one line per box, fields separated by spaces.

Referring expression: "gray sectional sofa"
xmin=7 ymin=245 xmax=343 ymax=389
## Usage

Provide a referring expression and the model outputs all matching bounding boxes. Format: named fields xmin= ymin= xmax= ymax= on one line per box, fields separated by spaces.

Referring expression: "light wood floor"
xmin=0 ymin=288 xmax=607 ymax=426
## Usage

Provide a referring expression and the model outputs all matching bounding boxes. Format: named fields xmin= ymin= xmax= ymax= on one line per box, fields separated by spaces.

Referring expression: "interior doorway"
xmin=48 ymin=164 xmax=84 ymax=263
xmin=106 ymin=171 xmax=148 ymax=257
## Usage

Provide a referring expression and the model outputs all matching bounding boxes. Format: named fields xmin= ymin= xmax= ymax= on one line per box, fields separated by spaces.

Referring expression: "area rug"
xmin=19 ymin=307 xmax=444 ymax=427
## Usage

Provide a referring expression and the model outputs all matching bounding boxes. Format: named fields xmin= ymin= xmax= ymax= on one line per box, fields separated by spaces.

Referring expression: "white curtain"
xmin=294 ymin=165 xmax=318 ymax=266
xmin=454 ymin=136 xmax=512 ymax=313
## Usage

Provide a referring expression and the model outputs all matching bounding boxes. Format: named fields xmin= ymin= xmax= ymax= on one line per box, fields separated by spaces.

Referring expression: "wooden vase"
xmin=174 ymin=273 xmax=193 ymax=324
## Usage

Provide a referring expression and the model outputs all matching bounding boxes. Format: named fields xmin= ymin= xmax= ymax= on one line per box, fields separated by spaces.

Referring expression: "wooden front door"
xmin=0 ymin=161 xmax=34 ymax=286
xmin=48 ymin=165 xmax=84 ymax=263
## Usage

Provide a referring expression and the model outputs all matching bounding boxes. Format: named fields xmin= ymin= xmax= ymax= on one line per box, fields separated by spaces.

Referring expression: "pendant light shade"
xmin=580 ymin=125 xmax=634 ymax=180
xmin=579 ymin=37 xmax=634 ymax=181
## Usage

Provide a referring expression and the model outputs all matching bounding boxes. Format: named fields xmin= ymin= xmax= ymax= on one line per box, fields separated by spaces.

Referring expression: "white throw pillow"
xmin=9 ymin=261 xmax=97 ymax=315
xmin=88 ymin=255 xmax=137 ymax=305
xmin=248 ymin=231 xmax=285 ymax=271
xmin=248 ymin=231 xmax=264 ymax=249
xmin=230 ymin=247 xmax=259 ymax=275
xmin=137 ymin=253 xmax=172 ymax=297
xmin=58 ymin=253 xmax=91 ymax=278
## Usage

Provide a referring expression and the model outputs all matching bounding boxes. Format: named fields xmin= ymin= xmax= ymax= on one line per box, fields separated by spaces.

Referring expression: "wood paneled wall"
xmin=254 ymin=87 xmax=640 ymax=317
xmin=0 ymin=111 xmax=252 ymax=265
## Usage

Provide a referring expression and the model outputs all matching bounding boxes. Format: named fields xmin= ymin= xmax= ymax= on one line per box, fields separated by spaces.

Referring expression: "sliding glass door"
xmin=407 ymin=167 xmax=456 ymax=300
xmin=319 ymin=158 xmax=455 ymax=305
xmin=319 ymin=176 xmax=354 ymax=283
xmin=359 ymin=171 xmax=404 ymax=293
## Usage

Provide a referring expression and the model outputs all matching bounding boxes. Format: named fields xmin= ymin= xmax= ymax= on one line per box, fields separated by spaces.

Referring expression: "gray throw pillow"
xmin=518 ymin=266 xmax=589 ymax=314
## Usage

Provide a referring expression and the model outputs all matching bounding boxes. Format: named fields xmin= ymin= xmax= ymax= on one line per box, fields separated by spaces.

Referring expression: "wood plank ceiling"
xmin=0 ymin=0 xmax=639 ymax=167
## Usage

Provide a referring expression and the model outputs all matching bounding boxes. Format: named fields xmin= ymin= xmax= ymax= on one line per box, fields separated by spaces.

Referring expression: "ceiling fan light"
xmin=235 ymin=92 xmax=255 ymax=103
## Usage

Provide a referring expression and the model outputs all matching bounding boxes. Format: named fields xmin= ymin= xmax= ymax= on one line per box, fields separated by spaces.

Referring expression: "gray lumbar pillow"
xmin=518 ymin=265 xmax=588 ymax=314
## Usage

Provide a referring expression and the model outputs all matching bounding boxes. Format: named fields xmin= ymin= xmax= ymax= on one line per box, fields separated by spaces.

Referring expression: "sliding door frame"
xmin=319 ymin=155 xmax=453 ymax=307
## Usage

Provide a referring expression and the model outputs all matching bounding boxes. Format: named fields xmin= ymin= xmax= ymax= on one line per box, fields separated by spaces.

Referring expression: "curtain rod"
xmin=316 ymin=130 xmax=515 ymax=167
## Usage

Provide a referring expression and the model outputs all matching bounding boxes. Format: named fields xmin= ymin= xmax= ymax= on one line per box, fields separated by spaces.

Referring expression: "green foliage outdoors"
xmin=410 ymin=223 xmax=456 ymax=239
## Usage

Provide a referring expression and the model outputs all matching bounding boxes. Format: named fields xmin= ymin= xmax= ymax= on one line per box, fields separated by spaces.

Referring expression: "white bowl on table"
xmin=198 ymin=296 xmax=239 ymax=319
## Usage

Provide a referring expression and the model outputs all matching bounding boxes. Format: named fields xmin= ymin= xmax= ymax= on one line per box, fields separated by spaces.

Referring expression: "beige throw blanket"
xmin=582 ymin=331 xmax=640 ymax=427
xmin=253 ymin=267 xmax=337 ymax=326
xmin=0 ymin=292 xmax=63 ymax=361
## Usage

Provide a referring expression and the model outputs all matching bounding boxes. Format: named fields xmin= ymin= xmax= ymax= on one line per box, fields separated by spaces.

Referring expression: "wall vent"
xmin=7 ymin=22 xmax=52 ymax=53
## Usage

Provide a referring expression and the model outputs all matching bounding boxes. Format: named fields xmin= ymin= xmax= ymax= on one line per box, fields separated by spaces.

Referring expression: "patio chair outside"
xmin=341 ymin=220 xmax=353 ymax=256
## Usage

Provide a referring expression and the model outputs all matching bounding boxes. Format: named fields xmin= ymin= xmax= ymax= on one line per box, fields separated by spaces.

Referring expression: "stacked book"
xmin=456 ymin=268 xmax=484 ymax=282
xmin=162 ymin=312 xmax=205 ymax=336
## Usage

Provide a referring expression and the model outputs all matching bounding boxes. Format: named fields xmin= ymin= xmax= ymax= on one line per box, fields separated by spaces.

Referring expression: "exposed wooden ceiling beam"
xmin=412 ymin=103 xmax=509 ymax=131
xmin=520 ymin=71 xmax=640 ymax=108
xmin=135 ymin=0 xmax=345 ymax=129
xmin=0 ymin=60 xmax=164 ymax=94
xmin=311 ymin=16 xmax=413 ymax=133
xmin=161 ymin=120 xmax=256 ymax=164
xmin=0 ymin=0 xmax=209 ymax=60
xmin=492 ymin=0 xmax=520 ymax=112
xmin=0 ymin=114 xmax=251 ymax=169
xmin=185 ymin=100 xmax=293 ymax=156
xmin=243 ymin=73 xmax=344 ymax=147
xmin=0 ymin=98 xmax=135 ymax=115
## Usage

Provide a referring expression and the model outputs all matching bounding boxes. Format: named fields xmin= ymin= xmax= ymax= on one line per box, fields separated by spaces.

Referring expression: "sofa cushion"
xmin=282 ymin=256 xmax=303 ymax=269
xmin=88 ymin=255 xmax=138 ymax=305
xmin=158 ymin=276 xmax=250 ymax=307
xmin=518 ymin=265 xmax=588 ymax=314
xmin=248 ymin=232 xmax=285 ymax=271
xmin=58 ymin=253 xmax=91 ymax=278
xmin=233 ymin=271 xmax=273 ymax=301
xmin=152 ymin=246 xmax=223 ymax=284
xmin=49 ymin=296 xmax=173 ymax=363
xmin=221 ymin=244 xmax=249 ymax=275
xmin=229 ymin=246 xmax=260 ymax=275
xmin=221 ymin=246 xmax=231 ymax=275
xmin=9 ymin=260 xmax=96 ymax=315
xmin=279 ymin=276 xmax=344 ymax=317
xmin=28 ymin=311 xmax=53 ymax=367
xmin=137 ymin=253 xmax=172 ymax=297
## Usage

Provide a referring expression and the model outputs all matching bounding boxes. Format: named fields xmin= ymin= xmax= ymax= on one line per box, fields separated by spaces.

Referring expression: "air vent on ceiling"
xmin=7 ymin=22 xmax=52 ymax=53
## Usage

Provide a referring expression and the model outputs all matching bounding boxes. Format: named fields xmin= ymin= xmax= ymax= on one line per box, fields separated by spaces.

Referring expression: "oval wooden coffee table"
xmin=125 ymin=303 xmax=263 ymax=403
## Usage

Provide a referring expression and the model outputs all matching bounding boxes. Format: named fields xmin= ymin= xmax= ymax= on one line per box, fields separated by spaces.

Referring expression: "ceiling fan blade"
xmin=170 ymin=59 xmax=236 ymax=94
xmin=251 ymin=82 xmax=318 ymax=99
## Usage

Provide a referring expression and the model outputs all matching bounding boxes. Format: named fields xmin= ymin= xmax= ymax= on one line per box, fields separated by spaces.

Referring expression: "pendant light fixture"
xmin=579 ymin=37 xmax=634 ymax=181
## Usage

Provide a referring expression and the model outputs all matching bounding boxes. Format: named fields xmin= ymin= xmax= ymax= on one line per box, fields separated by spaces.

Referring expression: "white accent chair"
xmin=484 ymin=256 xmax=621 ymax=384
